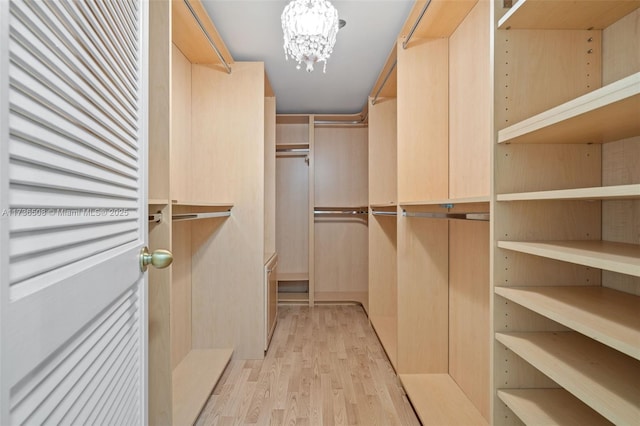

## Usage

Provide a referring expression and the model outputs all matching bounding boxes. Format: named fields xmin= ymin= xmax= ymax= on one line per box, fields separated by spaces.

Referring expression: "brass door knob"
xmin=140 ymin=246 xmax=173 ymax=272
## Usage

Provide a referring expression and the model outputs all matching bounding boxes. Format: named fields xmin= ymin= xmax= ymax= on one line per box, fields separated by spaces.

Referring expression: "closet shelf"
xmin=277 ymin=292 xmax=309 ymax=303
xmin=277 ymin=272 xmax=309 ymax=282
xmin=497 ymin=184 xmax=640 ymax=201
xmin=497 ymin=389 xmax=612 ymax=426
xmin=498 ymin=0 xmax=640 ymax=30
xmin=148 ymin=199 xmax=169 ymax=205
xmin=399 ymin=374 xmax=488 ymax=426
xmin=401 ymin=196 xmax=490 ymax=207
xmin=495 ymin=286 xmax=640 ymax=360
xmin=403 ymin=0 xmax=478 ymax=40
xmin=498 ymin=72 xmax=640 ymax=145
xmin=275 ymin=143 xmax=309 ymax=150
xmin=495 ymin=332 xmax=640 ymax=425
xmin=497 ymin=240 xmax=640 ymax=277
xmin=172 ymin=348 xmax=233 ymax=426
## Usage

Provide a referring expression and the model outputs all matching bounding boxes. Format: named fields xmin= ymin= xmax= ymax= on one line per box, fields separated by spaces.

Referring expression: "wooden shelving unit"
xmin=498 ymin=240 xmax=640 ymax=277
xmin=495 ymin=286 xmax=640 ymax=360
xmin=497 ymin=184 xmax=640 ymax=201
xmin=496 ymin=331 xmax=640 ymax=425
xmin=498 ymin=72 xmax=640 ymax=145
xmin=498 ymin=0 xmax=640 ymax=30
xmin=497 ymin=389 xmax=612 ymax=426
xmin=172 ymin=348 xmax=233 ymax=426
xmin=492 ymin=2 xmax=639 ymax=425
xmin=392 ymin=1 xmax=492 ymax=423
xmin=149 ymin=1 xmax=274 ymax=423
xmin=399 ymin=374 xmax=487 ymax=426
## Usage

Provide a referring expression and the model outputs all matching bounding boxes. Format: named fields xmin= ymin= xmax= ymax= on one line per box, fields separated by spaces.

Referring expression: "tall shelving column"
xmin=313 ymin=118 xmax=369 ymax=311
xmin=368 ymin=72 xmax=398 ymax=368
xmin=275 ymin=115 xmax=311 ymax=304
xmin=492 ymin=2 xmax=640 ymax=425
xmin=394 ymin=0 xmax=491 ymax=424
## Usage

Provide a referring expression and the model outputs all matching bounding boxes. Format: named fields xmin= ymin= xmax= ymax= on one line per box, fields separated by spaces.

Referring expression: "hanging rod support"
xmin=371 ymin=59 xmax=397 ymax=106
xmin=183 ymin=0 xmax=232 ymax=74
xmin=402 ymin=0 xmax=433 ymax=49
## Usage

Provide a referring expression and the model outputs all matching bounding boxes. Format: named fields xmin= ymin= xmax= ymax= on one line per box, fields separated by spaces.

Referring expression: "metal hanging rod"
xmin=172 ymin=211 xmax=231 ymax=221
xmin=402 ymin=0 xmax=434 ymax=49
xmin=183 ymin=0 xmax=232 ymax=74
xmin=149 ymin=213 xmax=162 ymax=223
xmin=371 ymin=59 xmax=397 ymax=106
xmin=372 ymin=211 xmax=397 ymax=217
xmin=314 ymin=208 xmax=368 ymax=216
xmin=403 ymin=211 xmax=490 ymax=221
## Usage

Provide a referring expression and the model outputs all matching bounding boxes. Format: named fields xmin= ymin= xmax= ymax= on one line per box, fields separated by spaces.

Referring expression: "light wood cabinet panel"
xmin=449 ymin=220 xmax=490 ymax=420
xmin=449 ymin=0 xmax=491 ymax=199
xmin=397 ymin=218 xmax=448 ymax=373
xmin=492 ymin=3 xmax=640 ymax=425
xmin=314 ymin=127 xmax=368 ymax=207
xmin=148 ymin=2 xmax=274 ymax=423
xmin=368 ymin=98 xmax=397 ymax=205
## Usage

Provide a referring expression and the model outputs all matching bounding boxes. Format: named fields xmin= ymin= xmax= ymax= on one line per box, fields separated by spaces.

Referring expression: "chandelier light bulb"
xmin=281 ymin=0 xmax=340 ymax=73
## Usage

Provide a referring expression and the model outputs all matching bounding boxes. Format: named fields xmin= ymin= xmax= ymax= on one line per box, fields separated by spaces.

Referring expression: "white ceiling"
xmin=200 ymin=0 xmax=414 ymax=115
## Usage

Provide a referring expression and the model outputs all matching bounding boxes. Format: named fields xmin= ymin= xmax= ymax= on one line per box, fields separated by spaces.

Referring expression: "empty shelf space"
xmin=277 ymin=292 xmax=309 ymax=303
xmin=495 ymin=286 xmax=640 ymax=360
xmin=172 ymin=348 xmax=233 ymax=426
xmin=498 ymin=389 xmax=612 ymax=426
xmin=277 ymin=272 xmax=309 ymax=282
xmin=495 ymin=331 xmax=640 ymax=425
xmin=399 ymin=374 xmax=488 ymax=426
xmin=498 ymin=0 xmax=640 ymax=30
xmin=498 ymin=72 xmax=640 ymax=145
xmin=497 ymin=184 xmax=640 ymax=201
xmin=497 ymin=240 xmax=640 ymax=277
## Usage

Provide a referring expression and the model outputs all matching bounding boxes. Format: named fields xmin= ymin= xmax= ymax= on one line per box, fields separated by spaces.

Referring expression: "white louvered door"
xmin=0 ymin=0 xmax=148 ymax=424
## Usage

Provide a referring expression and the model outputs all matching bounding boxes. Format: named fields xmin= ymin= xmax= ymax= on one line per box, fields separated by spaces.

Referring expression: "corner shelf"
xmin=497 ymin=389 xmax=612 ymax=426
xmin=495 ymin=331 xmax=640 ymax=425
xmin=498 ymin=72 xmax=640 ymax=145
xmin=498 ymin=0 xmax=640 ymax=30
xmin=495 ymin=286 xmax=640 ymax=360
xmin=148 ymin=199 xmax=169 ymax=205
xmin=497 ymin=240 xmax=640 ymax=277
xmin=497 ymin=184 xmax=640 ymax=201
xmin=399 ymin=374 xmax=488 ymax=426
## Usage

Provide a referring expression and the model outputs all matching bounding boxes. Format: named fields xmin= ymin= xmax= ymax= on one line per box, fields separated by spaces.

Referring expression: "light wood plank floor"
xmin=195 ymin=305 xmax=420 ymax=426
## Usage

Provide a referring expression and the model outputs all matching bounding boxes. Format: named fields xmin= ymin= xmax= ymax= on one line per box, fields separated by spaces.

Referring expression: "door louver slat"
xmin=10 ymin=1 xmax=138 ymax=117
xmin=9 ymin=288 xmax=140 ymax=425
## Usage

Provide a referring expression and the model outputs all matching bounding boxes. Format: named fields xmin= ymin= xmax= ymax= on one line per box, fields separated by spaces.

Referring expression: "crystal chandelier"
xmin=281 ymin=0 xmax=340 ymax=73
